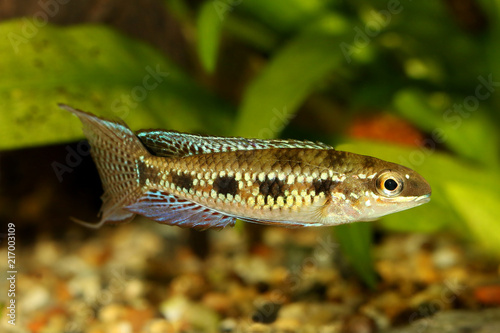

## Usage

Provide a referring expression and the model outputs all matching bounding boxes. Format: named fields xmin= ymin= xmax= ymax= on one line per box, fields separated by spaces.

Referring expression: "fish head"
xmin=353 ymin=163 xmax=431 ymax=221
xmin=322 ymin=160 xmax=431 ymax=225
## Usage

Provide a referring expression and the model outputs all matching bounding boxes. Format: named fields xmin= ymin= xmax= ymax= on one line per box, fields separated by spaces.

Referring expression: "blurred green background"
xmin=1 ymin=0 xmax=499 ymax=286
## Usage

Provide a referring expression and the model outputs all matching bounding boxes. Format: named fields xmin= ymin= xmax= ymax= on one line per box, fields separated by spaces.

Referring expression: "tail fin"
xmin=60 ymin=104 xmax=149 ymax=228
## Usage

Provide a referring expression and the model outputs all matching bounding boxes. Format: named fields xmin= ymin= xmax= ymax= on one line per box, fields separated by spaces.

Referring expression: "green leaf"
xmin=196 ymin=1 xmax=224 ymax=73
xmin=0 ymin=19 xmax=233 ymax=150
xmin=393 ymin=89 xmax=499 ymax=168
xmin=444 ymin=182 xmax=500 ymax=256
xmin=224 ymin=15 xmax=278 ymax=51
xmin=238 ymin=0 xmax=330 ymax=33
xmin=334 ymin=223 xmax=377 ymax=288
xmin=234 ymin=23 xmax=347 ymax=138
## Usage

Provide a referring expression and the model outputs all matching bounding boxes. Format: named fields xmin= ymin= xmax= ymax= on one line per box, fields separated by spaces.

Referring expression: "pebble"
xmin=362 ymin=291 xmax=406 ymax=323
xmin=272 ymin=317 xmax=301 ymax=332
xmin=251 ymin=301 xmax=280 ymax=324
xmin=143 ymin=319 xmax=175 ymax=333
xmin=184 ymin=302 xmax=220 ymax=332
xmin=175 ymin=248 xmax=204 ymax=274
xmin=33 ymin=238 xmax=63 ymax=267
xmin=432 ymin=246 xmax=460 ymax=269
xmin=408 ymin=284 xmax=454 ymax=311
xmin=220 ymin=318 xmax=238 ymax=332
xmin=234 ymin=257 xmax=272 ymax=284
xmin=78 ymin=239 xmax=111 ymax=267
xmin=123 ymin=278 xmax=146 ymax=302
xmin=279 ymin=301 xmax=349 ymax=325
xmin=242 ymin=322 xmax=272 ymax=333
xmin=108 ymin=321 xmax=133 ymax=333
xmin=160 ymin=295 xmax=220 ymax=332
xmin=99 ymin=303 xmax=127 ymax=323
xmin=53 ymin=254 xmax=91 ymax=277
xmin=67 ymin=273 xmax=101 ymax=302
xmin=19 ymin=285 xmax=51 ymax=312
xmin=160 ymin=295 xmax=190 ymax=321
xmin=202 ymin=292 xmax=234 ymax=313
xmin=341 ymin=314 xmax=377 ymax=333
xmin=125 ymin=306 xmax=156 ymax=332
xmin=385 ymin=308 xmax=500 ymax=333
xmin=170 ymin=273 xmax=207 ymax=298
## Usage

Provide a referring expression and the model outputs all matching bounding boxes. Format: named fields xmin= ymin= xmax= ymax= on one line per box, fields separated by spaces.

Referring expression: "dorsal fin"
xmin=137 ymin=130 xmax=332 ymax=157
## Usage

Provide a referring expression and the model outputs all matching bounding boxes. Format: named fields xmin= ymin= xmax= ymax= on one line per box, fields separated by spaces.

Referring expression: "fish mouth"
xmin=414 ymin=193 xmax=431 ymax=205
xmin=387 ymin=193 xmax=431 ymax=205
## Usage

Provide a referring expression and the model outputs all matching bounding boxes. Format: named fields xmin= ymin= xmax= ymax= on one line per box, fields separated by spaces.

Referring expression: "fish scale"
xmin=61 ymin=104 xmax=432 ymax=230
xmin=140 ymin=149 xmax=338 ymax=219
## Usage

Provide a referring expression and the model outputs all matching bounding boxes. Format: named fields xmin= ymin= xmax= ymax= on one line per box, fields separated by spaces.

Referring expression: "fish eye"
xmin=375 ymin=171 xmax=404 ymax=197
xmin=384 ymin=178 xmax=398 ymax=191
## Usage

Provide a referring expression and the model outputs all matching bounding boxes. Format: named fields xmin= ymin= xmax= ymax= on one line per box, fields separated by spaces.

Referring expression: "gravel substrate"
xmin=1 ymin=219 xmax=499 ymax=332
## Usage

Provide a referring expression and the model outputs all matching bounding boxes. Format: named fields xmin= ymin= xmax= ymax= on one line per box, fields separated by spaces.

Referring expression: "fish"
xmin=60 ymin=104 xmax=431 ymax=230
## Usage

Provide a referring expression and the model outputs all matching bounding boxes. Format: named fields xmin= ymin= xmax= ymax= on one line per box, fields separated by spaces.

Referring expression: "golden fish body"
xmin=62 ymin=105 xmax=431 ymax=230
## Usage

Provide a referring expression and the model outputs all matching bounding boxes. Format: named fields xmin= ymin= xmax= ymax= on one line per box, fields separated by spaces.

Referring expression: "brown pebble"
xmin=272 ymin=317 xmax=301 ymax=332
xmin=251 ymin=301 xmax=280 ymax=324
xmin=341 ymin=314 xmax=377 ymax=333
xmin=202 ymin=292 xmax=234 ymax=313
xmin=125 ymin=306 xmax=155 ymax=332
xmin=56 ymin=280 xmax=72 ymax=302
xmin=143 ymin=318 xmax=175 ymax=333
xmin=171 ymin=273 xmax=207 ymax=298
xmin=99 ymin=303 xmax=127 ymax=323
xmin=244 ymin=322 xmax=272 ymax=333
xmin=78 ymin=241 xmax=111 ymax=267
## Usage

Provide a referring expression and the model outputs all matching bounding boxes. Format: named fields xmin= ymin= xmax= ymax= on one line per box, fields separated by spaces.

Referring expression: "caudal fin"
xmin=60 ymin=104 xmax=149 ymax=228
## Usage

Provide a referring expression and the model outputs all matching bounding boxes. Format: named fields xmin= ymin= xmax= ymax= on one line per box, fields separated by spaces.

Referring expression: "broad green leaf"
xmin=234 ymin=23 xmax=347 ymax=138
xmin=224 ymin=15 xmax=278 ymax=51
xmin=238 ymin=0 xmax=330 ymax=33
xmin=196 ymin=1 xmax=224 ymax=73
xmin=393 ymin=89 xmax=499 ymax=168
xmin=335 ymin=223 xmax=377 ymax=289
xmin=444 ymin=182 xmax=500 ymax=256
xmin=0 ymin=19 xmax=233 ymax=150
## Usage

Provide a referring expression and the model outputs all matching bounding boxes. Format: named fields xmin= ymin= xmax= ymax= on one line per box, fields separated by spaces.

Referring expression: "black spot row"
xmin=312 ymin=178 xmax=336 ymax=195
xmin=258 ymin=176 xmax=286 ymax=200
xmin=172 ymin=173 xmax=194 ymax=191
xmin=137 ymin=160 xmax=148 ymax=186
xmin=213 ymin=176 xmax=238 ymax=196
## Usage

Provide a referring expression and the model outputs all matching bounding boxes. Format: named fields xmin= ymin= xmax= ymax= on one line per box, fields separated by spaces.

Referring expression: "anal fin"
xmin=126 ymin=190 xmax=236 ymax=230
xmin=71 ymin=208 xmax=135 ymax=229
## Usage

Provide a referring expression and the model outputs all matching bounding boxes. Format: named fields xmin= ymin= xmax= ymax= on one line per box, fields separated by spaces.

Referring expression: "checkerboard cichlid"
xmin=61 ymin=104 xmax=431 ymax=230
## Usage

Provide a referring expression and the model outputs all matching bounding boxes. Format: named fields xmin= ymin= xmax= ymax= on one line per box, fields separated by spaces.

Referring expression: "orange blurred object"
xmin=348 ymin=113 xmax=425 ymax=147
xmin=474 ymin=285 xmax=500 ymax=305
